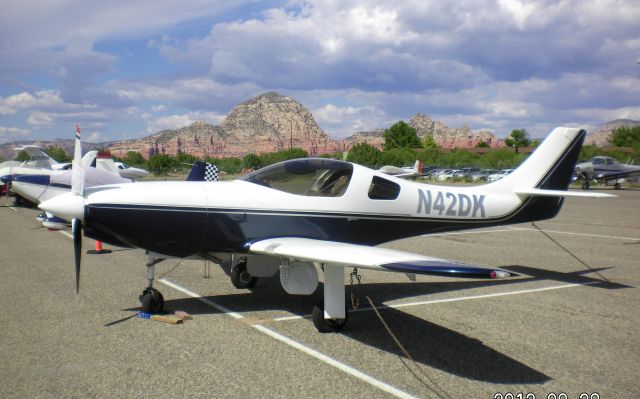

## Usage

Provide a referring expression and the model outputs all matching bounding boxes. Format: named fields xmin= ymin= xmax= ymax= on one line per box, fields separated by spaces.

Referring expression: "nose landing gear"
xmin=139 ymin=253 xmax=165 ymax=313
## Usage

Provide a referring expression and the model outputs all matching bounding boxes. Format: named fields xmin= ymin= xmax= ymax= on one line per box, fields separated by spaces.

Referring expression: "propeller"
xmin=72 ymin=125 xmax=84 ymax=293
xmin=39 ymin=125 xmax=86 ymax=293
xmin=72 ymin=218 xmax=82 ymax=293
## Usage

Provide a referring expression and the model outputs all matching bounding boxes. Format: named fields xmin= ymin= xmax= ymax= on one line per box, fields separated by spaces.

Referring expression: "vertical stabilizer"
xmin=19 ymin=146 xmax=61 ymax=169
xmin=488 ymin=127 xmax=586 ymax=192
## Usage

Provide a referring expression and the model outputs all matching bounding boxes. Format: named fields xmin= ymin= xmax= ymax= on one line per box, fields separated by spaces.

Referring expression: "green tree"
xmin=123 ymin=151 xmax=145 ymax=167
xmin=243 ymin=153 xmax=262 ymax=169
xmin=423 ymin=134 xmax=439 ymax=150
xmin=504 ymin=128 xmax=531 ymax=153
xmin=384 ymin=121 xmax=421 ymax=150
xmin=346 ymin=143 xmax=381 ymax=168
xmin=440 ymin=149 xmax=480 ymax=168
xmin=14 ymin=150 xmax=30 ymax=162
xmin=610 ymin=126 xmax=640 ymax=147
xmin=259 ymin=148 xmax=308 ymax=166
xmin=206 ymin=156 xmax=244 ymax=174
xmin=380 ymin=147 xmax=418 ymax=167
xmin=478 ymin=148 xmax=527 ymax=169
xmin=147 ymin=154 xmax=177 ymax=175
xmin=46 ymin=146 xmax=71 ymax=162
xmin=176 ymin=151 xmax=200 ymax=170
xmin=475 ymin=140 xmax=490 ymax=148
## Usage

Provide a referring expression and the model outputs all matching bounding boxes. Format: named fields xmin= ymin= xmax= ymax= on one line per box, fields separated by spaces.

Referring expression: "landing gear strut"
xmin=139 ymin=254 xmax=165 ymax=313
xmin=230 ymin=258 xmax=257 ymax=289
xmin=312 ymin=265 xmax=348 ymax=333
xmin=581 ymin=178 xmax=590 ymax=190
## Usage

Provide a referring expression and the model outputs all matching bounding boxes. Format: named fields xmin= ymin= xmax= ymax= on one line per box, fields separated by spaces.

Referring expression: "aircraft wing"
xmin=596 ymin=169 xmax=640 ymax=180
xmin=249 ymin=237 xmax=511 ymax=279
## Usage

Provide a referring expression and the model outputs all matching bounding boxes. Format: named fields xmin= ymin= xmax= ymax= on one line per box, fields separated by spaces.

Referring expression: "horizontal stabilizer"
xmin=249 ymin=237 xmax=511 ymax=279
xmin=515 ymin=188 xmax=616 ymax=198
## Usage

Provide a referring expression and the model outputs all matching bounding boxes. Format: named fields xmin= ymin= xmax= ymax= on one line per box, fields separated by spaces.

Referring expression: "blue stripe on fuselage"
xmin=84 ymin=197 xmax=558 ymax=257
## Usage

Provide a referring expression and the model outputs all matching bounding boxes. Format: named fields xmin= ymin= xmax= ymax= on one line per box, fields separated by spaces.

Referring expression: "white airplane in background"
xmin=0 ymin=145 xmax=69 ymax=184
xmin=11 ymin=150 xmax=131 ymax=229
xmin=114 ymin=162 xmax=149 ymax=180
xmin=574 ymin=156 xmax=640 ymax=190
xmin=1 ymin=145 xmax=73 ymax=204
xmin=40 ymin=127 xmax=614 ymax=333
xmin=378 ymin=160 xmax=422 ymax=177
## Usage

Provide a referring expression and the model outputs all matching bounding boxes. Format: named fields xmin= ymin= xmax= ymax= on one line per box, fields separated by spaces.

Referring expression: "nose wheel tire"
xmin=140 ymin=288 xmax=164 ymax=313
xmin=312 ymin=301 xmax=347 ymax=333
xmin=230 ymin=260 xmax=257 ymax=289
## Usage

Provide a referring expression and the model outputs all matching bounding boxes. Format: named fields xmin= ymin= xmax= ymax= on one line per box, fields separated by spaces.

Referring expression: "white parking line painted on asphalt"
xmin=59 ymin=230 xmax=73 ymax=239
xmin=424 ymin=228 xmax=531 ymax=237
xmin=504 ymin=226 xmax=640 ymax=241
xmin=425 ymin=226 xmax=639 ymax=241
xmin=271 ymin=281 xmax=602 ymax=322
xmin=159 ymin=278 xmax=421 ymax=399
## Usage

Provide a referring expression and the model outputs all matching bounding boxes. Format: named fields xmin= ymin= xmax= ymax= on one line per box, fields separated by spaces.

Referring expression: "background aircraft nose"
xmin=39 ymin=193 xmax=85 ymax=222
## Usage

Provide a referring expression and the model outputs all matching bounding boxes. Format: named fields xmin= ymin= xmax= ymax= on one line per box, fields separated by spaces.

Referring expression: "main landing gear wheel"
xmin=614 ymin=182 xmax=622 ymax=190
xmin=230 ymin=260 xmax=257 ymax=289
xmin=140 ymin=288 xmax=164 ymax=313
xmin=312 ymin=301 xmax=347 ymax=333
xmin=581 ymin=180 xmax=590 ymax=190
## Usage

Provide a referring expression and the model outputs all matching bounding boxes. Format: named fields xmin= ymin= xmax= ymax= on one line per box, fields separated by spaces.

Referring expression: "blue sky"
xmin=1 ymin=0 xmax=638 ymax=143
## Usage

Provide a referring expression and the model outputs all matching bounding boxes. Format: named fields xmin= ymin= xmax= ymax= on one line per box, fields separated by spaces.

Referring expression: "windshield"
xmin=242 ymin=158 xmax=353 ymax=197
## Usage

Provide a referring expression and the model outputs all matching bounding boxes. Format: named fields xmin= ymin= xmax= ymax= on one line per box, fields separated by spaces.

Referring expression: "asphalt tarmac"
xmin=1 ymin=189 xmax=638 ymax=399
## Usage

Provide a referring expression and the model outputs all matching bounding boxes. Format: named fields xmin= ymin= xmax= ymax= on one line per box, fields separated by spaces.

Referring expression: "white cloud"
xmin=150 ymin=104 xmax=167 ymax=113
xmin=1 ymin=0 xmax=639 ymax=143
xmin=86 ymin=132 xmax=104 ymax=142
xmin=0 ymin=91 xmax=68 ymax=114
xmin=498 ymin=0 xmax=535 ymax=29
xmin=0 ymin=126 xmax=31 ymax=143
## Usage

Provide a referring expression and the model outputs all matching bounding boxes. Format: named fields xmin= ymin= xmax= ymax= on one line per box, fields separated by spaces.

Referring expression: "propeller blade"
xmin=72 ymin=218 xmax=82 ymax=293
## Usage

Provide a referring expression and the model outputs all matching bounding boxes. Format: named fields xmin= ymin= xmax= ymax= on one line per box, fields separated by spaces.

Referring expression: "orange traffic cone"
xmin=87 ymin=240 xmax=112 ymax=254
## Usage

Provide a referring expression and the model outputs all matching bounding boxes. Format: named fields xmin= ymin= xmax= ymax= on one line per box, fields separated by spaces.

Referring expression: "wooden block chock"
xmin=150 ymin=315 xmax=183 ymax=324
xmin=174 ymin=311 xmax=192 ymax=321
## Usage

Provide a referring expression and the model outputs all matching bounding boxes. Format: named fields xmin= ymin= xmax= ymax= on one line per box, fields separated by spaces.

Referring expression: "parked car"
xmin=487 ymin=168 xmax=514 ymax=182
xmin=470 ymin=169 xmax=497 ymax=181
xmin=428 ymin=168 xmax=448 ymax=179
xmin=420 ymin=165 xmax=441 ymax=177
xmin=438 ymin=169 xmax=460 ymax=181
xmin=458 ymin=167 xmax=481 ymax=177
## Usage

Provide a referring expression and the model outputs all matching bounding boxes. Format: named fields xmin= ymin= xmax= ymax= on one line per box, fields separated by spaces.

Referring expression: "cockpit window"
xmin=242 ymin=158 xmax=353 ymax=197
xmin=368 ymin=176 xmax=400 ymax=200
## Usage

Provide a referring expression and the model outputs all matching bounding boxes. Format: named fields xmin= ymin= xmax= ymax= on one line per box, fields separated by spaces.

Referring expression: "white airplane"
xmin=0 ymin=145 xmax=68 ymax=184
xmin=12 ymin=150 xmax=131 ymax=229
xmin=40 ymin=127 xmax=614 ymax=332
xmin=574 ymin=156 xmax=640 ymax=190
xmin=114 ymin=162 xmax=149 ymax=180
xmin=378 ymin=160 xmax=422 ymax=177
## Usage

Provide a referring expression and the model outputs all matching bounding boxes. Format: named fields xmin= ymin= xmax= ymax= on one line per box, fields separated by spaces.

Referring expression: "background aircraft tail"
xmin=186 ymin=161 xmax=219 ymax=181
xmin=17 ymin=146 xmax=62 ymax=169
